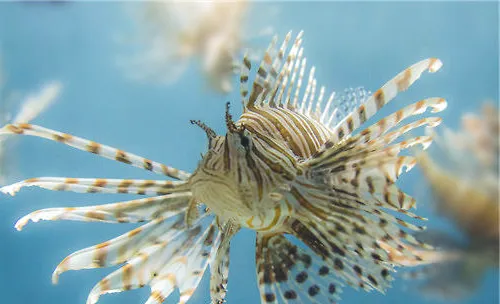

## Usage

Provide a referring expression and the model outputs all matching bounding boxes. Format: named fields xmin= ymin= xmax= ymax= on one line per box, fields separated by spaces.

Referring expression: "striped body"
xmin=191 ymin=99 xmax=340 ymax=231
xmin=240 ymin=107 xmax=332 ymax=159
xmin=190 ymin=125 xmax=298 ymax=231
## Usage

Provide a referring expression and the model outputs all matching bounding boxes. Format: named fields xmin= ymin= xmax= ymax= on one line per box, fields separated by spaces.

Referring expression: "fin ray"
xmin=0 ymin=124 xmax=190 ymax=180
xmin=1 ymin=177 xmax=189 ymax=196
xmin=15 ymin=193 xmax=190 ymax=231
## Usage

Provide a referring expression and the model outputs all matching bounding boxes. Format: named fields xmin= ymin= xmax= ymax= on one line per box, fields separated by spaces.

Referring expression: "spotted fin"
xmin=0 ymin=123 xmax=189 ymax=180
xmin=256 ymin=233 xmax=342 ymax=304
xmin=286 ymin=198 xmax=396 ymax=294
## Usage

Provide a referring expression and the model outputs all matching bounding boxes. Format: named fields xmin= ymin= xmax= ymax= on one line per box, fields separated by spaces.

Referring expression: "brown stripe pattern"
xmin=0 ymin=123 xmax=190 ymax=180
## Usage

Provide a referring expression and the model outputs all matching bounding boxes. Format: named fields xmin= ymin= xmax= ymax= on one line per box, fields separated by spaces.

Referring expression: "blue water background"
xmin=0 ymin=2 xmax=498 ymax=304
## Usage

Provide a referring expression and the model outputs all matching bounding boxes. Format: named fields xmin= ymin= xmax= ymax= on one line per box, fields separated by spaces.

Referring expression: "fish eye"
xmin=240 ymin=134 xmax=250 ymax=148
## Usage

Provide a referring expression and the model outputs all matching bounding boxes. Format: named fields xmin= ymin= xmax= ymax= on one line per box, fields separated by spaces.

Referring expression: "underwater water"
xmin=0 ymin=1 xmax=498 ymax=304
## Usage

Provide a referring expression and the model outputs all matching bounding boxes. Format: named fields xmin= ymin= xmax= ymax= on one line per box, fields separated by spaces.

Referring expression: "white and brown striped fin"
xmin=240 ymin=50 xmax=251 ymax=108
xmin=336 ymin=188 xmax=430 ymax=250
xmin=367 ymin=120 xmax=439 ymax=151
xmin=210 ymin=221 xmax=239 ymax=303
xmin=269 ymin=31 xmax=302 ymax=107
xmin=86 ymin=214 xmax=214 ymax=304
xmin=327 ymin=161 xmax=420 ymax=211
xmin=15 ymin=192 xmax=190 ymax=231
xmin=260 ymin=31 xmax=292 ymax=107
xmin=241 ymin=31 xmax=370 ymax=133
xmin=295 ymin=131 xmax=436 ymax=259
xmin=86 ymin=240 xmax=170 ymax=304
xmin=308 ymin=134 xmax=439 ymax=185
xmin=289 ymin=127 xmax=444 ymax=288
xmin=177 ymin=224 xmax=218 ymax=304
xmin=307 ymin=97 xmax=447 ymax=175
xmin=299 ymin=66 xmax=315 ymax=114
xmin=256 ymin=233 xmax=343 ymax=304
xmin=53 ymin=214 xmax=187 ymax=284
xmin=1 ymin=177 xmax=189 ymax=196
xmin=304 ymin=98 xmax=446 ymax=215
xmin=246 ymin=34 xmax=279 ymax=108
xmin=285 ymin=44 xmax=305 ymax=110
xmin=329 ymin=58 xmax=443 ymax=143
xmin=378 ymin=240 xmax=457 ymax=267
xmin=357 ymin=97 xmax=447 ymax=146
xmin=145 ymin=219 xmax=218 ymax=304
xmin=243 ymin=31 xmax=308 ymax=110
xmin=0 ymin=123 xmax=190 ymax=180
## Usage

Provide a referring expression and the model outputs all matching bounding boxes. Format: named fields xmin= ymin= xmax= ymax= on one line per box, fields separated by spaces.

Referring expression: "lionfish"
xmin=402 ymin=103 xmax=499 ymax=300
xmin=1 ymin=32 xmax=447 ymax=303
xmin=123 ymin=0 xmax=251 ymax=93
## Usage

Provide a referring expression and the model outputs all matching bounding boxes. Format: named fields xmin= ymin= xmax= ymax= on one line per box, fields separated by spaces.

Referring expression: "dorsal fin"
xmin=240 ymin=31 xmax=349 ymax=132
xmin=242 ymin=31 xmax=307 ymax=111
